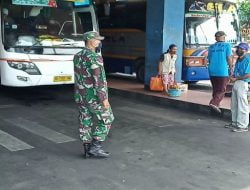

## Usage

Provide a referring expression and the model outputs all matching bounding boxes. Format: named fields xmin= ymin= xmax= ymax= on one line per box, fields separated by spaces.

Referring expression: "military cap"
xmin=83 ymin=31 xmax=104 ymax=41
xmin=215 ymin=31 xmax=226 ymax=37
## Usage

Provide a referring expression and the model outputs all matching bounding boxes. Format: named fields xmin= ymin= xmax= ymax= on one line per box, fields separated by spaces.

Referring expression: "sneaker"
xmin=232 ymin=127 xmax=248 ymax=133
xmin=209 ymin=104 xmax=221 ymax=113
xmin=224 ymin=123 xmax=237 ymax=129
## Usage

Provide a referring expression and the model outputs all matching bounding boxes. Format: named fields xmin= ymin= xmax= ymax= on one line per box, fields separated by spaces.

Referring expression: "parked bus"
xmin=0 ymin=0 xmax=98 ymax=86
xmin=96 ymin=0 xmax=240 ymax=82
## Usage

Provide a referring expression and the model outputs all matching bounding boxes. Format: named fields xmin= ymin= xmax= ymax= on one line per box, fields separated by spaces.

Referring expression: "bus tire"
xmin=136 ymin=64 xmax=145 ymax=83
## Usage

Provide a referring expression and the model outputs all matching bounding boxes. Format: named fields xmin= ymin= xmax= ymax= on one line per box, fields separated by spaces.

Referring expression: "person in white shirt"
xmin=158 ymin=44 xmax=178 ymax=93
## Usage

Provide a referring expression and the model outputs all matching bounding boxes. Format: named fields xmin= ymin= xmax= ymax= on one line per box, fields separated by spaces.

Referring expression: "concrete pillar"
xmin=145 ymin=0 xmax=185 ymax=89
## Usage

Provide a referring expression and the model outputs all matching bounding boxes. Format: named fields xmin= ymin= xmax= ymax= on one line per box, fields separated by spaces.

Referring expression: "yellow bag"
xmin=150 ymin=76 xmax=163 ymax=91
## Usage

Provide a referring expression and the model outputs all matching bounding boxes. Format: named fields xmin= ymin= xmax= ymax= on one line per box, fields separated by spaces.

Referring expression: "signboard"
xmin=186 ymin=0 xmax=237 ymax=14
xmin=12 ymin=0 xmax=57 ymax=7
xmin=241 ymin=28 xmax=250 ymax=35
xmin=64 ymin=0 xmax=87 ymax=1
xmin=185 ymin=12 xmax=213 ymax=18
xmin=73 ymin=0 xmax=91 ymax=6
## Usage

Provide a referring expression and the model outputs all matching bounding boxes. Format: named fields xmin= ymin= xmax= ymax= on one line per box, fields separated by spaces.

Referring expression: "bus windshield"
xmin=185 ymin=0 xmax=239 ymax=46
xmin=1 ymin=1 xmax=93 ymax=55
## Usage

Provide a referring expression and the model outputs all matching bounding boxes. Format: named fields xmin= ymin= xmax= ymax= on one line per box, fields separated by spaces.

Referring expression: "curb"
xmin=109 ymin=88 xmax=231 ymax=120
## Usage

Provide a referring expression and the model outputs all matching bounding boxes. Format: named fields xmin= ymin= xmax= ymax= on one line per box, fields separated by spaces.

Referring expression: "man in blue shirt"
xmin=226 ymin=42 xmax=250 ymax=132
xmin=208 ymin=31 xmax=233 ymax=113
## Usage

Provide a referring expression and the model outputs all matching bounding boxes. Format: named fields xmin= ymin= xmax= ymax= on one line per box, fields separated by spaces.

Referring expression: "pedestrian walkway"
xmin=0 ymin=129 xmax=34 ymax=151
xmin=107 ymin=76 xmax=232 ymax=118
xmin=0 ymin=116 xmax=76 ymax=152
xmin=4 ymin=117 xmax=75 ymax=144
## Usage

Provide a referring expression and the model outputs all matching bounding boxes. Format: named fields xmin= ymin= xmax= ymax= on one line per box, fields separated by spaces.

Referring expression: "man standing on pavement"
xmin=74 ymin=31 xmax=114 ymax=158
xmin=226 ymin=42 xmax=250 ymax=132
xmin=208 ymin=31 xmax=233 ymax=113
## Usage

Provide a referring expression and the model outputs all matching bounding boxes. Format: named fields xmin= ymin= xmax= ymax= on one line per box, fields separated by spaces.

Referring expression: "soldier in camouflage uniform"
xmin=73 ymin=31 xmax=114 ymax=158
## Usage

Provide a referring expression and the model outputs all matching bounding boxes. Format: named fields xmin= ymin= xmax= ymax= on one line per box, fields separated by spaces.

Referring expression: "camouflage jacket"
xmin=73 ymin=47 xmax=108 ymax=104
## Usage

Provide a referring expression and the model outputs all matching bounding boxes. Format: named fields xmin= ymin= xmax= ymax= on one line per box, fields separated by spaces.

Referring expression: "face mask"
xmin=236 ymin=49 xmax=244 ymax=57
xmin=96 ymin=42 xmax=102 ymax=53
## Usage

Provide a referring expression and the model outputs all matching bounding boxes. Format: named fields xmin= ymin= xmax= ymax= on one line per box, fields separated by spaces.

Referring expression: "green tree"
xmin=238 ymin=0 xmax=250 ymax=27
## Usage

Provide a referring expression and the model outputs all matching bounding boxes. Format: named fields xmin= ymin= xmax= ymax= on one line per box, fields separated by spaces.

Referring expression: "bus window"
xmin=218 ymin=4 xmax=239 ymax=44
xmin=78 ymin=12 xmax=93 ymax=33
xmin=1 ymin=1 xmax=94 ymax=55
xmin=185 ymin=1 xmax=240 ymax=46
xmin=185 ymin=16 xmax=217 ymax=45
xmin=0 ymin=0 xmax=99 ymax=87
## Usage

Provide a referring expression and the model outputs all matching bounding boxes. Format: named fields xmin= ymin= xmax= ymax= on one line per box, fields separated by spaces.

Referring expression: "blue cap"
xmin=237 ymin=42 xmax=249 ymax=51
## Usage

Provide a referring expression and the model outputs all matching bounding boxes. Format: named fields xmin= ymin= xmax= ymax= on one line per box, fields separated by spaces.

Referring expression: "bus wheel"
xmin=136 ymin=64 xmax=145 ymax=83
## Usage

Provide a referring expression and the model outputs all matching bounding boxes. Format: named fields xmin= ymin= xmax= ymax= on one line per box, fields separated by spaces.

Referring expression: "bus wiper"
xmin=20 ymin=39 xmax=46 ymax=53
xmin=200 ymin=25 xmax=208 ymax=44
xmin=54 ymin=41 xmax=83 ymax=47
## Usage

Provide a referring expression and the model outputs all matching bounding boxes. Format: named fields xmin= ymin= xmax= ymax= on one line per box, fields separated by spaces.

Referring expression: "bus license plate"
xmin=53 ymin=76 xmax=72 ymax=82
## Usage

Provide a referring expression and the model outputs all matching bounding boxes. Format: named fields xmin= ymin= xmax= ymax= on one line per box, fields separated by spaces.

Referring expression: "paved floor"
xmin=107 ymin=75 xmax=231 ymax=110
xmin=0 ymin=85 xmax=250 ymax=190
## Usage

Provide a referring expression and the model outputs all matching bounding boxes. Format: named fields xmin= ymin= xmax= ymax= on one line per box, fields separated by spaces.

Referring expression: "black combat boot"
xmin=83 ymin=143 xmax=91 ymax=159
xmin=88 ymin=139 xmax=110 ymax=158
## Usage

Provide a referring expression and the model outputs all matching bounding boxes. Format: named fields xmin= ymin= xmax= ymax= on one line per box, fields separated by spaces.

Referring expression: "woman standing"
xmin=158 ymin=44 xmax=178 ymax=93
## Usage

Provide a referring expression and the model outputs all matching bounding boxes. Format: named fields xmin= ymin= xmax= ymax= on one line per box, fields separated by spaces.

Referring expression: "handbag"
xmin=150 ymin=76 xmax=164 ymax=91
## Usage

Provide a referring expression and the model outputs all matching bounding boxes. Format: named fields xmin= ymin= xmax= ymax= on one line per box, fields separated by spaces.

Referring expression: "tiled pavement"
xmin=107 ymin=77 xmax=233 ymax=118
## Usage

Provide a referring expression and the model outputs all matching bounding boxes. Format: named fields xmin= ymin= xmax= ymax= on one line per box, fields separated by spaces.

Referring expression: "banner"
xmin=12 ymin=0 xmax=57 ymax=7
xmin=73 ymin=0 xmax=92 ymax=6
xmin=186 ymin=0 xmax=237 ymax=14
xmin=241 ymin=28 xmax=250 ymax=35
xmin=64 ymin=0 xmax=84 ymax=1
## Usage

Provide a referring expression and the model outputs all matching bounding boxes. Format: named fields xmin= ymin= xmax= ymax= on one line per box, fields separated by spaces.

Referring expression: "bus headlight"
xmin=7 ymin=61 xmax=41 ymax=75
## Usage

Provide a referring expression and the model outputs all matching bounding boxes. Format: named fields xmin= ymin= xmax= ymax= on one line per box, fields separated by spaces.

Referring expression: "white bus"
xmin=0 ymin=0 xmax=98 ymax=86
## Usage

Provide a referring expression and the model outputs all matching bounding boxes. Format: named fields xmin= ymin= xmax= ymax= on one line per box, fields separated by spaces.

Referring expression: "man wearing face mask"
xmin=96 ymin=41 xmax=102 ymax=53
xmin=208 ymin=31 xmax=233 ymax=114
xmin=226 ymin=42 xmax=250 ymax=132
xmin=74 ymin=31 xmax=114 ymax=158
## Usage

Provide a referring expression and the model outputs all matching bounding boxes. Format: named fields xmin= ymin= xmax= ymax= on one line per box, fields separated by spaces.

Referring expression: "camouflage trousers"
xmin=78 ymin=101 xmax=114 ymax=143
